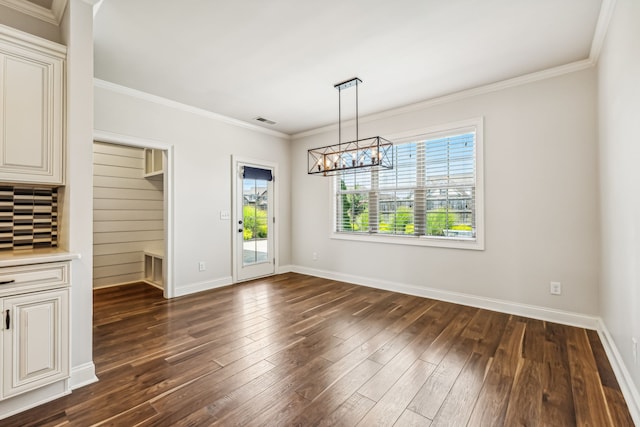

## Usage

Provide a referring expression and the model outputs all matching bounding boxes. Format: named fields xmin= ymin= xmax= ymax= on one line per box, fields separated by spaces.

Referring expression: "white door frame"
xmin=232 ymin=155 xmax=279 ymax=283
xmin=93 ymin=130 xmax=176 ymax=298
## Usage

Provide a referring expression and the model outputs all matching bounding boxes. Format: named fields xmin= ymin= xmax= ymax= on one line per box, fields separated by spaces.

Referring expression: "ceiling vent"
xmin=255 ymin=117 xmax=276 ymax=125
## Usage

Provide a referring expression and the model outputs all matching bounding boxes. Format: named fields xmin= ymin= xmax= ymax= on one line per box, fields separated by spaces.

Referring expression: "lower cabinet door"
xmin=2 ymin=288 xmax=69 ymax=398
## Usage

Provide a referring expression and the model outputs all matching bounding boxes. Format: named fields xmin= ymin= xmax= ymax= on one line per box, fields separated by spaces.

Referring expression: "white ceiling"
xmin=93 ymin=0 xmax=604 ymax=136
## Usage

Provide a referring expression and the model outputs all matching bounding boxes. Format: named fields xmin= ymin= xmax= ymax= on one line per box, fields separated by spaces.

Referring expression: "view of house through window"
xmin=335 ymin=123 xmax=480 ymax=245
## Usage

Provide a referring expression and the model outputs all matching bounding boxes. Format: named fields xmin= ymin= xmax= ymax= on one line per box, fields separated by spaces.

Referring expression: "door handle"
xmin=238 ymin=229 xmax=243 ymax=233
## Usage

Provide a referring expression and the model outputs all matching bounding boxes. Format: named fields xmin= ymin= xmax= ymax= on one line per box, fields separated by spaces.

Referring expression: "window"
xmin=334 ymin=118 xmax=484 ymax=250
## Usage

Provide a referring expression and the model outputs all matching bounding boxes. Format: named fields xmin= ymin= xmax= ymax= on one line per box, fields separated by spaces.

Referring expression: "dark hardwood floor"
xmin=6 ymin=273 xmax=634 ymax=426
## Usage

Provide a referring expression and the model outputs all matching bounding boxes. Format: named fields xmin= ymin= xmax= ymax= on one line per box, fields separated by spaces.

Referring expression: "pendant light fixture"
xmin=307 ymin=77 xmax=393 ymax=176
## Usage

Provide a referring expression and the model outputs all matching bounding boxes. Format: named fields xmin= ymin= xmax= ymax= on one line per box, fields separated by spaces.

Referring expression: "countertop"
xmin=0 ymin=248 xmax=81 ymax=267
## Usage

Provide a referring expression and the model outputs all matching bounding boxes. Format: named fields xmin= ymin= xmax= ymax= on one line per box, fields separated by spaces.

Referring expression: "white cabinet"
xmin=2 ymin=288 xmax=69 ymax=398
xmin=0 ymin=25 xmax=66 ymax=185
xmin=0 ymin=261 xmax=70 ymax=400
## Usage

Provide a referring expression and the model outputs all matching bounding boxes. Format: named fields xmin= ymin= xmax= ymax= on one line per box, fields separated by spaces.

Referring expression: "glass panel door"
xmin=236 ymin=162 xmax=274 ymax=281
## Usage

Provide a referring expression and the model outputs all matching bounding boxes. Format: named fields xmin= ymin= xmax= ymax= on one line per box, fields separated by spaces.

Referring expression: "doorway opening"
xmin=92 ymin=133 xmax=174 ymax=298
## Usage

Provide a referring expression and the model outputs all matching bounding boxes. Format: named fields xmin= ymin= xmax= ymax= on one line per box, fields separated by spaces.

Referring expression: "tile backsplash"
xmin=0 ymin=186 xmax=58 ymax=250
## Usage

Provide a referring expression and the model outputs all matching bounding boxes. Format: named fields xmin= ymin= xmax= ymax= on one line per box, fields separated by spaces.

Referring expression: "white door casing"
xmin=233 ymin=157 xmax=277 ymax=282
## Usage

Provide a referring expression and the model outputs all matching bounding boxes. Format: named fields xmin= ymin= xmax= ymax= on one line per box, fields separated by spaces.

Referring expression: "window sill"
xmin=330 ymin=232 xmax=484 ymax=250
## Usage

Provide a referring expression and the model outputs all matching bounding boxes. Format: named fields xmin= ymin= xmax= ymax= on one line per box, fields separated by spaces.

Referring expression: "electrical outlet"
xmin=312 ymin=252 xmax=318 ymax=261
xmin=633 ymin=338 xmax=638 ymax=365
xmin=550 ymin=281 xmax=562 ymax=295
xmin=220 ymin=210 xmax=230 ymax=220
xmin=199 ymin=261 xmax=206 ymax=272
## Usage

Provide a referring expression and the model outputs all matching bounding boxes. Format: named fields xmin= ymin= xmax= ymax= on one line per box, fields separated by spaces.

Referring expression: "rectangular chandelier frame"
xmin=307 ymin=136 xmax=393 ymax=176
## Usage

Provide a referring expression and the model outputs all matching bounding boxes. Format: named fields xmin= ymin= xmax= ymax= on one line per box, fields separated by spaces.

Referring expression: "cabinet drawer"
xmin=0 ymin=262 xmax=69 ymax=297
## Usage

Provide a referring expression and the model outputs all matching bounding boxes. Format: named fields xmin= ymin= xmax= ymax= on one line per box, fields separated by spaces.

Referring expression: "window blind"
xmin=243 ymin=166 xmax=273 ymax=181
xmin=335 ymin=128 xmax=477 ymax=241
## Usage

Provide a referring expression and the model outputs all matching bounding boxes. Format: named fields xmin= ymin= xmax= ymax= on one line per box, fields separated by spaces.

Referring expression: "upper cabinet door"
xmin=0 ymin=29 xmax=65 ymax=186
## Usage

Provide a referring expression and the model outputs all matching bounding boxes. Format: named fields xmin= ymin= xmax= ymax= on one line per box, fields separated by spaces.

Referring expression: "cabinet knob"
xmin=5 ymin=309 xmax=9 ymax=330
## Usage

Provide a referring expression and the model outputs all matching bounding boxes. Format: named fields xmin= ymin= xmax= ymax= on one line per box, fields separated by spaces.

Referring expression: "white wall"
xmin=292 ymin=68 xmax=600 ymax=316
xmin=598 ymin=0 xmax=640 ymax=407
xmin=94 ymin=86 xmax=291 ymax=295
xmin=60 ymin=0 xmax=97 ymax=387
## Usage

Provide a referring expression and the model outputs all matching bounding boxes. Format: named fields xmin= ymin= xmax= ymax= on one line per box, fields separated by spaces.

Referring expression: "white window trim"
xmin=330 ymin=117 xmax=485 ymax=251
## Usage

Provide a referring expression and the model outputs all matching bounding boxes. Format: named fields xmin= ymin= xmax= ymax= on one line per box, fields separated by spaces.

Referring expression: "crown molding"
xmin=589 ymin=0 xmax=617 ymax=63
xmin=0 ymin=22 xmax=66 ymax=55
xmin=92 ymin=0 xmax=616 ymax=142
xmin=293 ymin=0 xmax=618 ymax=140
xmin=90 ymin=0 xmax=103 ymax=16
xmin=51 ymin=0 xmax=67 ymax=21
xmin=292 ymin=59 xmax=594 ymax=140
xmin=93 ymin=78 xmax=291 ymax=140
xmin=0 ymin=0 xmax=67 ymax=25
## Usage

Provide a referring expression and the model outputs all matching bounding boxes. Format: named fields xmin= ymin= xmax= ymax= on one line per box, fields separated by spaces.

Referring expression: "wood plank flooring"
xmin=6 ymin=273 xmax=634 ymax=426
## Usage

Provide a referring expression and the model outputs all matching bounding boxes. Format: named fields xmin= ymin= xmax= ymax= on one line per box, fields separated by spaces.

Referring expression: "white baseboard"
xmin=174 ymin=276 xmax=233 ymax=297
xmin=277 ymin=264 xmax=293 ymax=274
xmin=142 ymin=280 xmax=164 ymax=291
xmin=290 ymin=265 xmax=640 ymax=422
xmin=70 ymin=362 xmax=98 ymax=390
xmin=0 ymin=381 xmax=69 ymax=420
xmin=596 ymin=320 xmax=640 ymax=425
xmin=93 ymin=279 xmax=146 ymax=289
xmin=291 ymin=265 xmax=600 ymax=329
xmin=0 ymin=364 xmax=96 ymax=420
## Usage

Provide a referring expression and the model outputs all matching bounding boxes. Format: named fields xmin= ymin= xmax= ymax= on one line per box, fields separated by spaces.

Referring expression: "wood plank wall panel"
xmin=93 ymin=142 xmax=164 ymax=288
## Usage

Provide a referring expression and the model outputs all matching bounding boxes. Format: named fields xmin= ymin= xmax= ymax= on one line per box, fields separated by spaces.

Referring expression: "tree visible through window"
xmin=335 ymin=124 xmax=479 ymax=244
